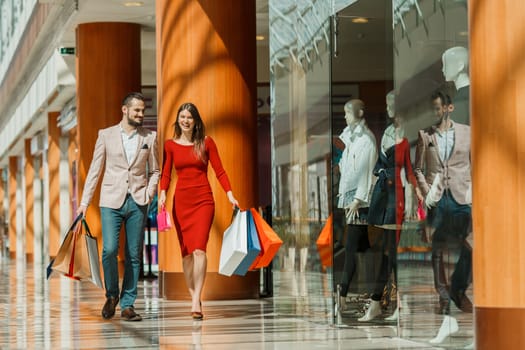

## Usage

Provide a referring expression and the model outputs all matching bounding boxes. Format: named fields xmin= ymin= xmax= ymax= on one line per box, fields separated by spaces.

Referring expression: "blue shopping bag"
xmin=233 ymin=210 xmax=261 ymax=276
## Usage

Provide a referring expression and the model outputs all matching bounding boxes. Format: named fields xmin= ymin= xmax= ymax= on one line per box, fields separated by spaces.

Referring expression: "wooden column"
xmin=156 ymin=0 xmax=258 ymax=299
xmin=76 ymin=23 xmax=141 ymax=247
xmin=470 ymin=0 xmax=525 ymax=348
xmin=48 ymin=112 xmax=61 ymax=257
xmin=24 ymin=139 xmax=34 ymax=262
xmin=8 ymin=157 xmax=17 ymax=259
xmin=0 ymin=168 xmax=4 ymax=222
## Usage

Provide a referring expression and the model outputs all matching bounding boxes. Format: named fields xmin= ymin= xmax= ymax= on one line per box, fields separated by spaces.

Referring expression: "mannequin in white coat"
xmin=337 ymin=99 xmax=378 ymax=309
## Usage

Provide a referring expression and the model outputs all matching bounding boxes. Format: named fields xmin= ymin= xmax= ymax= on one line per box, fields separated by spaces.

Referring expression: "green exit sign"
xmin=59 ymin=47 xmax=75 ymax=55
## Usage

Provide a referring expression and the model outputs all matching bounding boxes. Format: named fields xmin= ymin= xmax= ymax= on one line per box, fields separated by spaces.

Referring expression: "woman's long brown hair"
xmin=174 ymin=102 xmax=207 ymax=162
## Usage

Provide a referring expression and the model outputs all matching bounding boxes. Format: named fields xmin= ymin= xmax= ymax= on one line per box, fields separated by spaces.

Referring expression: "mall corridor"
xmin=0 ymin=257 xmax=444 ymax=350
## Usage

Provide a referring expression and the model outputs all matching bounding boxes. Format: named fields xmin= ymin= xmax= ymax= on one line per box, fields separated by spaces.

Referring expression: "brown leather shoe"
xmin=101 ymin=296 xmax=119 ymax=319
xmin=450 ymin=290 xmax=473 ymax=313
xmin=121 ymin=307 xmax=142 ymax=321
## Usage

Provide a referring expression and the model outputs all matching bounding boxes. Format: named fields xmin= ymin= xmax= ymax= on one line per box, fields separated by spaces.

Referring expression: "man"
xmin=77 ymin=92 xmax=159 ymax=321
xmin=414 ymin=91 xmax=472 ymax=315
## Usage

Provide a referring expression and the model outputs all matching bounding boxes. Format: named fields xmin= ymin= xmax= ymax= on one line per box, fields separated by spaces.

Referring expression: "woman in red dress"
xmin=159 ymin=103 xmax=238 ymax=319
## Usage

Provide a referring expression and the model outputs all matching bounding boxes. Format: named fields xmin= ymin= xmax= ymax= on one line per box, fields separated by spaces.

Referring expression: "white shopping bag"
xmin=219 ymin=210 xmax=248 ymax=276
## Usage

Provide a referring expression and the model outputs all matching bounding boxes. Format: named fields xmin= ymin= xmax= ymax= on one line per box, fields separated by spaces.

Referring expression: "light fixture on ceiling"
xmin=256 ymin=35 xmax=265 ymax=41
xmin=123 ymin=1 xmax=144 ymax=7
xmin=458 ymin=31 xmax=468 ymax=36
xmin=352 ymin=17 xmax=369 ymax=24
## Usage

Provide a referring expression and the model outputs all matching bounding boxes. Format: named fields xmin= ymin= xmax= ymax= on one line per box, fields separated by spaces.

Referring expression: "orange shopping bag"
xmin=249 ymin=208 xmax=283 ymax=269
xmin=316 ymin=215 xmax=333 ymax=267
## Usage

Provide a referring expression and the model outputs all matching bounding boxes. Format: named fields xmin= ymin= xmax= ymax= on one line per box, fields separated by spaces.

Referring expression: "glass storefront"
xmin=270 ymin=0 xmax=472 ymax=346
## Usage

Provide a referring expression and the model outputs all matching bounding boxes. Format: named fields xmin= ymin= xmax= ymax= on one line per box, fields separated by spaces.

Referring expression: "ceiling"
xmin=56 ymin=0 xmax=270 ymax=83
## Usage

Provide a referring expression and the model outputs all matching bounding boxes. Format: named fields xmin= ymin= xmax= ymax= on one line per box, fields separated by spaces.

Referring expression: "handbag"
xmin=316 ymin=214 xmax=333 ymax=267
xmin=249 ymin=208 xmax=283 ymax=269
xmin=48 ymin=214 xmax=103 ymax=288
xmin=157 ymin=205 xmax=172 ymax=232
xmin=233 ymin=210 xmax=261 ymax=276
xmin=219 ymin=208 xmax=248 ymax=276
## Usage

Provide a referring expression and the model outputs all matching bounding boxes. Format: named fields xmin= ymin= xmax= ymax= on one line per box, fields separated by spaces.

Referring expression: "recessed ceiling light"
xmin=256 ymin=35 xmax=265 ymax=41
xmin=458 ymin=31 xmax=468 ymax=36
xmin=352 ymin=17 xmax=369 ymax=24
xmin=123 ymin=1 xmax=143 ymax=7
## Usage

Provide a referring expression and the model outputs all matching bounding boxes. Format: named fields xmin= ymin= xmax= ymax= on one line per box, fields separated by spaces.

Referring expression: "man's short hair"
xmin=122 ymin=92 xmax=145 ymax=107
xmin=431 ymin=90 xmax=452 ymax=106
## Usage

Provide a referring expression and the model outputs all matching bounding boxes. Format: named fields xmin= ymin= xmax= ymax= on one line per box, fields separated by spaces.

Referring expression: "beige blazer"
xmin=414 ymin=121 xmax=471 ymax=205
xmin=80 ymin=124 xmax=160 ymax=209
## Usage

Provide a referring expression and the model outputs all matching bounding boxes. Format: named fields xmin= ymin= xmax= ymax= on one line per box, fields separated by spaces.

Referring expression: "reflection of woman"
xmin=159 ymin=103 xmax=238 ymax=320
xmin=360 ymin=92 xmax=423 ymax=322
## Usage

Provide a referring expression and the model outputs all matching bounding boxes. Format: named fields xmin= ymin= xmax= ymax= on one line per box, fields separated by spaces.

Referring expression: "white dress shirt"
xmin=120 ymin=124 xmax=139 ymax=165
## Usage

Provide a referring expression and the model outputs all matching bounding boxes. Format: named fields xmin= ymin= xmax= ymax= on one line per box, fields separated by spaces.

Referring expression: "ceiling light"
xmin=352 ymin=17 xmax=369 ymax=24
xmin=123 ymin=1 xmax=143 ymax=6
xmin=458 ymin=31 xmax=468 ymax=36
xmin=256 ymin=35 xmax=265 ymax=41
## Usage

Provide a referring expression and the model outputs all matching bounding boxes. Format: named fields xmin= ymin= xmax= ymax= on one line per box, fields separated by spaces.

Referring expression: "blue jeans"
xmin=100 ymin=194 xmax=147 ymax=309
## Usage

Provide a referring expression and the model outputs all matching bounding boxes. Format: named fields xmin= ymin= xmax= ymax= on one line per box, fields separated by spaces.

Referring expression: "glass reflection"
xmin=392 ymin=0 xmax=473 ymax=346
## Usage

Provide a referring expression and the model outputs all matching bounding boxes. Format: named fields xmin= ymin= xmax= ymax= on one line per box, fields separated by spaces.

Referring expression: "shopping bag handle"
xmin=230 ymin=206 xmax=240 ymax=222
xmin=80 ymin=218 xmax=94 ymax=238
xmin=68 ymin=213 xmax=84 ymax=233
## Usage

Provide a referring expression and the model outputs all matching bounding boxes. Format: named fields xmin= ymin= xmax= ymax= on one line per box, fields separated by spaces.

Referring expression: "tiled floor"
xmin=0 ymin=257 xmax=472 ymax=349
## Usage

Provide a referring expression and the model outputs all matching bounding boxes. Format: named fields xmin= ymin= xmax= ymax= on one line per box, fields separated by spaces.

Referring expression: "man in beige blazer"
xmin=77 ymin=92 xmax=159 ymax=321
xmin=414 ymin=91 xmax=472 ymax=316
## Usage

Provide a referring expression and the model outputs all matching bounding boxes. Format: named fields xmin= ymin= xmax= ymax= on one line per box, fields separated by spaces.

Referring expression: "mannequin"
xmin=337 ymin=99 xmax=377 ymax=309
xmin=361 ymin=91 xmax=423 ymax=322
xmin=442 ymin=46 xmax=470 ymax=125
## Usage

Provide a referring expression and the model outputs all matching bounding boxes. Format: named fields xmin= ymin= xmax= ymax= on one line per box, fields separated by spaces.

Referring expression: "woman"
xmin=159 ymin=102 xmax=238 ymax=320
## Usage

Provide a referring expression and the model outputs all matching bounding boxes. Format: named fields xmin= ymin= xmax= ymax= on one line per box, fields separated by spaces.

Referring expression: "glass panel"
xmin=330 ymin=0 xmax=396 ymax=327
xmin=269 ymin=0 xmax=333 ymax=318
xmin=393 ymin=0 xmax=473 ymax=347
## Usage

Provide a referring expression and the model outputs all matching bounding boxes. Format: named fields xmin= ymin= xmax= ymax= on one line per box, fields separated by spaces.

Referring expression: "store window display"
xmin=336 ymin=99 xmax=378 ymax=310
xmin=360 ymin=91 xmax=423 ymax=322
xmin=414 ymin=91 xmax=473 ymax=343
xmin=442 ymin=46 xmax=470 ymax=125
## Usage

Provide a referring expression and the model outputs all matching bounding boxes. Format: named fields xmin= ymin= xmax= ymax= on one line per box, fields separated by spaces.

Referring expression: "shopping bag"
xmin=81 ymin=219 xmax=104 ymax=288
xmin=219 ymin=209 xmax=248 ymax=276
xmin=157 ymin=205 xmax=172 ymax=232
xmin=48 ymin=214 xmax=103 ymax=288
xmin=316 ymin=215 xmax=333 ymax=267
xmin=249 ymin=208 xmax=283 ymax=269
xmin=233 ymin=210 xmax=261 ymax=276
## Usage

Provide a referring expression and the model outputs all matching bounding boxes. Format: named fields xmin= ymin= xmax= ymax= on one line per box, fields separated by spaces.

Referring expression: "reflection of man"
xmin=442 ymin=46 xmax=470 ymax=124
xmin=414 ymin=91 xmax=472 ymax=315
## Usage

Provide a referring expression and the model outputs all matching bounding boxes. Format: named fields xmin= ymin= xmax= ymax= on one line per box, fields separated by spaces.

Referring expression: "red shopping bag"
xmin=249 ymin=208 xmax=283 ymax=269
xmin=316 ymin=215 xmax=333 ymax=267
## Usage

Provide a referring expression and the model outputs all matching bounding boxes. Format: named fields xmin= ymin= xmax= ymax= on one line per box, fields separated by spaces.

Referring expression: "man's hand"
xmin=76 ymin=205 xmax=87 ymax=217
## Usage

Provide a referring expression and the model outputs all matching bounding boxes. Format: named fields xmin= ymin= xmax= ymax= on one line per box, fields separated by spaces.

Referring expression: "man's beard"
xmin=127 ymin=114 xmax=143 ymax=127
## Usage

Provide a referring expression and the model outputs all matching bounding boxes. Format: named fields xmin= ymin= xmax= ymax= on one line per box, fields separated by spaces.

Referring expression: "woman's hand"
xmin=415 ymin=186 xmax=424 ymax=203
xmin=226 ymin=191 xmax=239 ymax=209
xmin=159 ymin=190 xmax=167 ymax=208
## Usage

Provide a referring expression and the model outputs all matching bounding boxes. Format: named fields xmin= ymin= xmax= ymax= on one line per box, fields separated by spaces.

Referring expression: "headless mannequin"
xmin=442 ymin=46 xmax=470 ymax=125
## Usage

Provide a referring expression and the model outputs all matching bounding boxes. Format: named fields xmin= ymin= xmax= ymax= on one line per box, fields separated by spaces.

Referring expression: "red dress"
xmin=160 ymin=137 xmax=231 ymax=257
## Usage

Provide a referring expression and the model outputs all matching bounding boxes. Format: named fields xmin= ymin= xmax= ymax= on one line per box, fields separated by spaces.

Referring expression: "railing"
xmin=0 ymin=0 xmax=38 ymax=84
